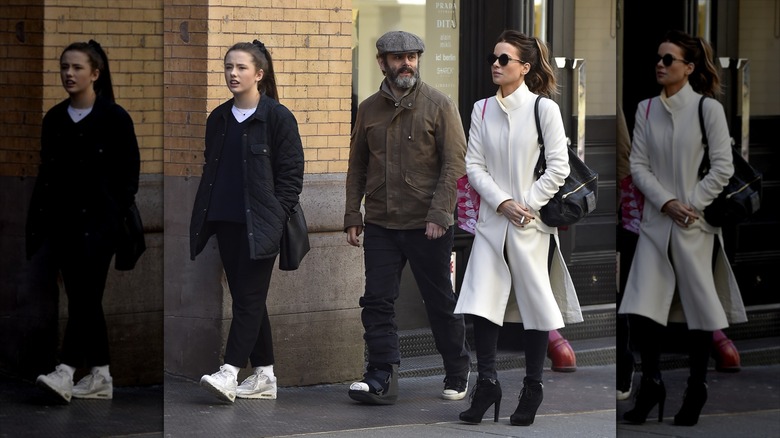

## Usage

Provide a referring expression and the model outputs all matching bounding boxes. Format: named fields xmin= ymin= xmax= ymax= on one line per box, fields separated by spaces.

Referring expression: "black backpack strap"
xmin=533 ymin=95 xmax=546 ymax=177
xmin=534 ymin=95 xmax=544 ymax=146
xmin=697 ymin=95 xmax=710 ymax=178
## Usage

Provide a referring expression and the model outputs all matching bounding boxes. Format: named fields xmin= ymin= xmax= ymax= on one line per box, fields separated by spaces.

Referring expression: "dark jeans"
xmin=360 ymin=224 xmax=470 ymax=377
xmin=55 ymin=239 xmax=115 ymax=368
xmin=215 ymin=222 xmax=275 ymax=368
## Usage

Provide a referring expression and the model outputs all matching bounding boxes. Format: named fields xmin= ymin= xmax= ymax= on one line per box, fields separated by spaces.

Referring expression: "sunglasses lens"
xmin=488 ymin=54 xmax=511 ymax=66
xmin=656 ymin=54 xmax=674 ymax=67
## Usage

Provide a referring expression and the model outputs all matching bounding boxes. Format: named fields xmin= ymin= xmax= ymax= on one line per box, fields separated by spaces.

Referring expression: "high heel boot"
xmin=510 ymin=377 xmax=543 ymax=426
xmin=459 ymin=378 xmax=502 ymax=424
xmin=623 ymin=375 xmax=666 ymax=424
xmin=674 ymin=379 xmax=708 ymax=426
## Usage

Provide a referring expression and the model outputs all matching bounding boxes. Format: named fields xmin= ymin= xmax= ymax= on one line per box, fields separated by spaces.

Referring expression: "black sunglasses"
xmin=655 ymin=53 xmax=689 ymax=67
xmin=487 ymin=53 xmax=526 ymax=67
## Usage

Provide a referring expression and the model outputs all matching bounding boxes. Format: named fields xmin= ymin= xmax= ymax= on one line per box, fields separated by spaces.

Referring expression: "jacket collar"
xmin=660 ymin=82 xmax=698 ymax=112
xmin=495 ymin=81 xmax=533 ymax=113
xmin=217 ymin=93 xmax=278 ymax=123
xmin=380 ymin=79 xmax=420 ymax=109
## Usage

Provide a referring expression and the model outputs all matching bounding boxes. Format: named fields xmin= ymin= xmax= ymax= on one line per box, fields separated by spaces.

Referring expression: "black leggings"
xmin=630 ymin=315 xmax=711 ymax=384
xmin=473 ymin=317 xmax=548 ymax=382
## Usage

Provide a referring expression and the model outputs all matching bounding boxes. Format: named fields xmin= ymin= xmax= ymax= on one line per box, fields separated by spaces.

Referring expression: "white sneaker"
xmin=36 ymin=365 xmax=73 ymax=403
xmin=200 ymin=365 xmax=237 ymax=402
xmin=236 ymin=371 xmax=277 ymax=399
xmin=72 ymin=370 xmax=113 ymax=399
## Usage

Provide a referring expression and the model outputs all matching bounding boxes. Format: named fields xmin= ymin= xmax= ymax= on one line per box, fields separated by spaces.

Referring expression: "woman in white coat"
xmin=455 ymin=30 xmax=583 ymax=427
xmin=618 ymin=30 xmax=747 ymax=427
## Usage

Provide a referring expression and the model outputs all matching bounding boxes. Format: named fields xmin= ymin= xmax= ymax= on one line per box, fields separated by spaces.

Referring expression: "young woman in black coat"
xmin=27 ymin=40 xmax=140 ymax=403
xmin=190 ymin=40 xmax=304 ymax=402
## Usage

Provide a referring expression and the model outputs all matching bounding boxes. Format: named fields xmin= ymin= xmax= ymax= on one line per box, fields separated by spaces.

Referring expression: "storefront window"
xmin=352 ymin=0 xmax=461 ymax=108
xmin=534 ymin=0 xmax=547 ymax=40
xmin=697 ymin=0 xmax=711 ymax=39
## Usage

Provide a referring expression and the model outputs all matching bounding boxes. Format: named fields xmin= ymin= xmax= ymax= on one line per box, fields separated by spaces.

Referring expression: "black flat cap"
xmin=376 ymin=31 xmax=425 ymax=55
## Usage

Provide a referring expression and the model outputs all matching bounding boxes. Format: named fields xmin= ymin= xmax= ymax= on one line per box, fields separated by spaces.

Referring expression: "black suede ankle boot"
xmin=623 ymin=375 xmax=666 ymax=424
xmin=459 ymin=378 xmax=502 ymax=424
xmin=510 ymin=377 xmax=543 ymax=426
xmin=674 ymin=379 xmax=708 ymax=426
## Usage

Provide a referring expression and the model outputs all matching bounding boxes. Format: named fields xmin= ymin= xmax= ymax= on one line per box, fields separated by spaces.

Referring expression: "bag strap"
xmin=697 ymin=95 xmax=711 ymax=178
xmin=533 ymin=95 xmax=547 ymax=177
xmin=645 ymin=97 xmax=652 ymax=119
xmin=481 ymin=98 xmax=488 ymax=119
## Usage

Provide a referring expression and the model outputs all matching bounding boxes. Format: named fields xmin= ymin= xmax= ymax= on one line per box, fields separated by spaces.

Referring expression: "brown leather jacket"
xmin=344 ymin=80 xmax=466 ymax=230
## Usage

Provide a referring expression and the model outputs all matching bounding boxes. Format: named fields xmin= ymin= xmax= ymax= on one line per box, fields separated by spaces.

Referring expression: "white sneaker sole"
xmin=36 ymin=378 xmax=72 ymax=403
xmin=72 ymin=389 xmax=113 ymax=399
xmin=236 ymin=390 xmax=277 ymax=399
xmin=200 ymin=377 xmax=236 ymax=402
xmin=441 ymin=390 xmax=467 ymax=401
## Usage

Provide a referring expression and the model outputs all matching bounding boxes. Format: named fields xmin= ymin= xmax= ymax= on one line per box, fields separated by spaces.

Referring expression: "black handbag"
xmin=697 ymin=96 xmax=762 ymax=227
xmin=115 ymin=201 xmax=146 ymax=271
xmin=533 ymin=96 xmax=599 ymax=227
xmin=279 ymin=202 xmax=310 ymax=271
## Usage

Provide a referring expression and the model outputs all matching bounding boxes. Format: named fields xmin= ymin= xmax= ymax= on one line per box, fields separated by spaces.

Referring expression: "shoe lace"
xmin=468 ymin=379 xmax=495 ymax=402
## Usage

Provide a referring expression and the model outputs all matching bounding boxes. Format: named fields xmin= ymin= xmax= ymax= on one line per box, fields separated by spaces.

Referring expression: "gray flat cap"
xmin=376 ymin=31 xmax=425 ymax=55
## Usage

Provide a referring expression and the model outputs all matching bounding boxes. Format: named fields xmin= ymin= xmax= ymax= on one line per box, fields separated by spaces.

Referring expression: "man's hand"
xmin=346 ymin=225 xmax=364 ymax=247
xmin=425 ymin=222 xmax=446 ymax=240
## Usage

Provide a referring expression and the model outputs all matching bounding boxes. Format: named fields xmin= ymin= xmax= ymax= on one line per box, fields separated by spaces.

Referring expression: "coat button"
xmin=408 ymin=135 xmax=412 ymax=140
xmin=84 ymin=232 xmax=89 ymax=236
xmin=394 ymin=103 xmax=399 ymax=107
xmin=407 ymin=103 xmax=412 ymax=107
xmin=248 ymin=232 xmax=253 ymax=237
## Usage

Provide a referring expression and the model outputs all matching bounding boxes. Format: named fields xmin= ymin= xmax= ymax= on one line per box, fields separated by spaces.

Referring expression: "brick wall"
xmin=0 ymin=1 xmax=163 ymax=177
xmin=0 ymin=1 xmax=44 ymax=177
xmin=164 ymin=0 xmax=353 ymax=177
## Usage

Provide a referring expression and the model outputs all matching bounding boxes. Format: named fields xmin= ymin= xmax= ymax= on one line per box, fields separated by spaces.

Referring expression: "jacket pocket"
xmin=404 ymin=169 xmax=437 ymax=196
xmin=250 ymin=143 xmax=270 ymax=156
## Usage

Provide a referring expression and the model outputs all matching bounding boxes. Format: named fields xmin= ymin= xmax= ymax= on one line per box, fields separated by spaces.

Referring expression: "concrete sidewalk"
xmin=164 ymin=365 xmax=616 ymax=438
xmin=2 ymin=365 xmax=777 ymax=437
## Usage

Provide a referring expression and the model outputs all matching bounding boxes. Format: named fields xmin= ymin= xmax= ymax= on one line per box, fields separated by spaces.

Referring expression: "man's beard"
xmin=388 ymin=65 xmax=419 ymax=89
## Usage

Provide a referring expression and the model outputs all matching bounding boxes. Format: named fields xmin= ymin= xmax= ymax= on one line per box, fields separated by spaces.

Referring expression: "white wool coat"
xmin=454 ymin=83 xmax=583 ymax=329
xmin=618 ymin=83 xmax=747 ymax=330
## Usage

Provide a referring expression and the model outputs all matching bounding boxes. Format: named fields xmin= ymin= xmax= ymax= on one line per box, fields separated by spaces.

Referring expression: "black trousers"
xmin=360 ymin=224 xmax=470 ymax=377
xmin=50 ymin=237 xmax=115 ymax=369
xmin=214 ymin=222 xmax=275 ymax=368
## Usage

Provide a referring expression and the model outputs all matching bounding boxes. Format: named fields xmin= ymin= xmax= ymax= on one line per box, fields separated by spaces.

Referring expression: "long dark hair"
xmin=663 ymin=30 xmax=721 ymax=97
xmin=497 ymin=30 xmax=558 ymax=97
xmin=225 ymin=40 xmax=279 ymax=101
xmin=60 ymin=40 xmax=115 ymax=103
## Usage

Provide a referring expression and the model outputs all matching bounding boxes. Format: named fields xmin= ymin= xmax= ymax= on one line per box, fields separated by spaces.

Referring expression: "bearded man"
xmin=344 ymin=30 xmax=471 ymax=405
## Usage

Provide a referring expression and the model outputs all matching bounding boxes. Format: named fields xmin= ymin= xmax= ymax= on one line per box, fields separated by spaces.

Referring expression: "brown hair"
xmin=496 ymin=30 xmax=558 ymax=97
xmin=225 ymin=40 xmax=279 ymax=101
xmin=663 ymin=30 xmax=722 ymax=97
xmin=60 ymin=40 xmax=115 ymax=103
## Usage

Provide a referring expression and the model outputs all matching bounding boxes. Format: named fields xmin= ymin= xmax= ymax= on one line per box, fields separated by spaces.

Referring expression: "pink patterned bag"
xmin=456 ymin=174 xmax=480 ymax=234
xmin=620 ymin=175 xmax=643 ymax=235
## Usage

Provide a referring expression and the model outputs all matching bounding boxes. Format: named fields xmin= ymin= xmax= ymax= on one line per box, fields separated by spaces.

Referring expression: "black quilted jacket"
xmin=190 ymin=95 xmax=304 ymax=260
